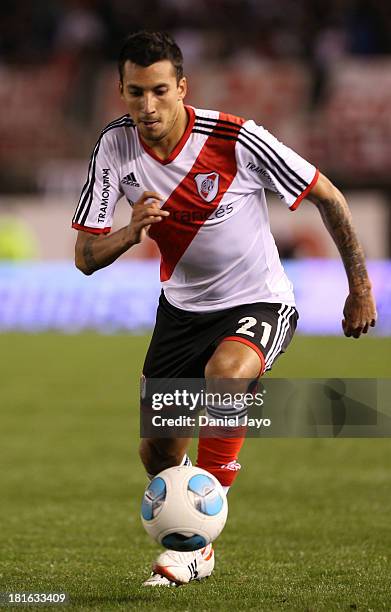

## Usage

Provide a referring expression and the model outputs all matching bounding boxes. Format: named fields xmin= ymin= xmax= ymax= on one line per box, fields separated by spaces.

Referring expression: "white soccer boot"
xmin=142 ymin=543 xmax=214 ymax=586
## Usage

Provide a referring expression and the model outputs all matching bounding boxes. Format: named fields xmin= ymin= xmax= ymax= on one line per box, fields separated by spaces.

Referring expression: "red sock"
xmin=196 ymin=434 xmax=245 ymax=486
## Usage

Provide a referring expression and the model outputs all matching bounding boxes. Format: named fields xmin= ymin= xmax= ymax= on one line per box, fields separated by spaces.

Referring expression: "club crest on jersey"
xmin=194 ymin=172 xmax=220 ymax=203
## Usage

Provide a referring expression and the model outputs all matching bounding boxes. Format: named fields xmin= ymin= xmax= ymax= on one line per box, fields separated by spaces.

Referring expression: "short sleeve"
xmin=237 ymin=120 xmax=319 ymax=210
xmin=72 ymin=128 xmax=123 ymax=234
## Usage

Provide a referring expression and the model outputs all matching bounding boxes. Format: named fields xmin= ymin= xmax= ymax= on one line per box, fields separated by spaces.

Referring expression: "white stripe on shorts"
xmin=264 ymin=305 xmax=295 ymax=370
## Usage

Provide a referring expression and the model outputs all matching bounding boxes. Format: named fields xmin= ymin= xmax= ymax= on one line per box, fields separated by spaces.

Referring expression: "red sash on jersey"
xmin=149 ymin=113 xmax=244 ymax=282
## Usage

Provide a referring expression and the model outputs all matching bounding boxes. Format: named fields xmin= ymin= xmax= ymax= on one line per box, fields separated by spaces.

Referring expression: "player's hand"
xmin=342 ymin=288 xmax=377 ymax=338
xmin=127 ymin=191 xmax=169 ymax=245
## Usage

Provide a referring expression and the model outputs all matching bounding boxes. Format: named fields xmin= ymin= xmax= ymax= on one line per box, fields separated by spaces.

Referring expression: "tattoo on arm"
xmin=83 ymin=237 xmax=99 ymax=274
xmin=315 ymin=196 xmax=370 ymax=291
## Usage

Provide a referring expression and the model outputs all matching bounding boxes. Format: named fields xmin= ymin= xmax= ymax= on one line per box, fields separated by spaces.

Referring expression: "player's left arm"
xmin=307 ymin=172 xmax=377 ymax=338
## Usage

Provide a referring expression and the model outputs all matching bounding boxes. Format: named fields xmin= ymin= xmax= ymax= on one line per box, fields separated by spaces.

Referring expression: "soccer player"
xmin=72 ymin=31 xmax=377 ymax=586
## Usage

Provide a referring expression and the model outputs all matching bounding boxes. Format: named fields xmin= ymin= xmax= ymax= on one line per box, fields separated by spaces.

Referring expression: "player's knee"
xmin=205 ymin=352 xmax=250 ymax=379
xmin=206 ymin=339 xmax=262 ymax=380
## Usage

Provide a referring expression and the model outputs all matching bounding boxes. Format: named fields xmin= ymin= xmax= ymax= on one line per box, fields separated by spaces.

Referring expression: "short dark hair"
xmin=118 ymin=31 xmax=183 ymax=83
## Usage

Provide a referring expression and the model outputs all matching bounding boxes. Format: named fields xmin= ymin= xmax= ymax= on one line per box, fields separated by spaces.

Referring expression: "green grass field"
xmin=0 ymin=334 xmax=390 ymax=611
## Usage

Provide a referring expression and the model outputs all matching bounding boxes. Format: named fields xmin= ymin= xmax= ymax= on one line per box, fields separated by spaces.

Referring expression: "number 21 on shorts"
xmin=235 ymin=317 xmax=272 ymax=348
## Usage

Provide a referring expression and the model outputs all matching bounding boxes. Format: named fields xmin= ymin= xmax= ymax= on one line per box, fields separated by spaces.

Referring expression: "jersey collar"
xmin=139 ymin=105 xmax=195 ymax=165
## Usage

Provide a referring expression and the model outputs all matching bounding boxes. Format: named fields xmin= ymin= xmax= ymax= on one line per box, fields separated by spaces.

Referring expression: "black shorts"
xmin=143 ymin=292 xmax=298 ymax=378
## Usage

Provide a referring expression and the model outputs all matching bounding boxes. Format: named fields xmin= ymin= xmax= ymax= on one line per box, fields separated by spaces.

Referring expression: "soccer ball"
xmin=141 ymin=466 xmax=228 ymax=551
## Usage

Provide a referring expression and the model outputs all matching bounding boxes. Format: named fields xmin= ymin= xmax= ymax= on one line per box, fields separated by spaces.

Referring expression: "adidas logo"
xmin=121 ymin=172 xmax=140 ymax=187
xmin=188 ymin=560 xmax=198 ymax=580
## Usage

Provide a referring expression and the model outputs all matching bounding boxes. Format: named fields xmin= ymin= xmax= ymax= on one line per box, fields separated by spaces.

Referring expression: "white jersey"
xmin=72 ymin=106 xmax=318 ymax=312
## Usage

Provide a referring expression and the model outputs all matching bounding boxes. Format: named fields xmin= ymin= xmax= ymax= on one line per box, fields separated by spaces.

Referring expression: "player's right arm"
xmin=75 ymin=191 xmax=168 ymax=275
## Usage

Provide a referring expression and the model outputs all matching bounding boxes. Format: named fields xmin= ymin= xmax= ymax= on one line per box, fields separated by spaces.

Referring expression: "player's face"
xmin=120 ymin=60 xmax=187 ymax=144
